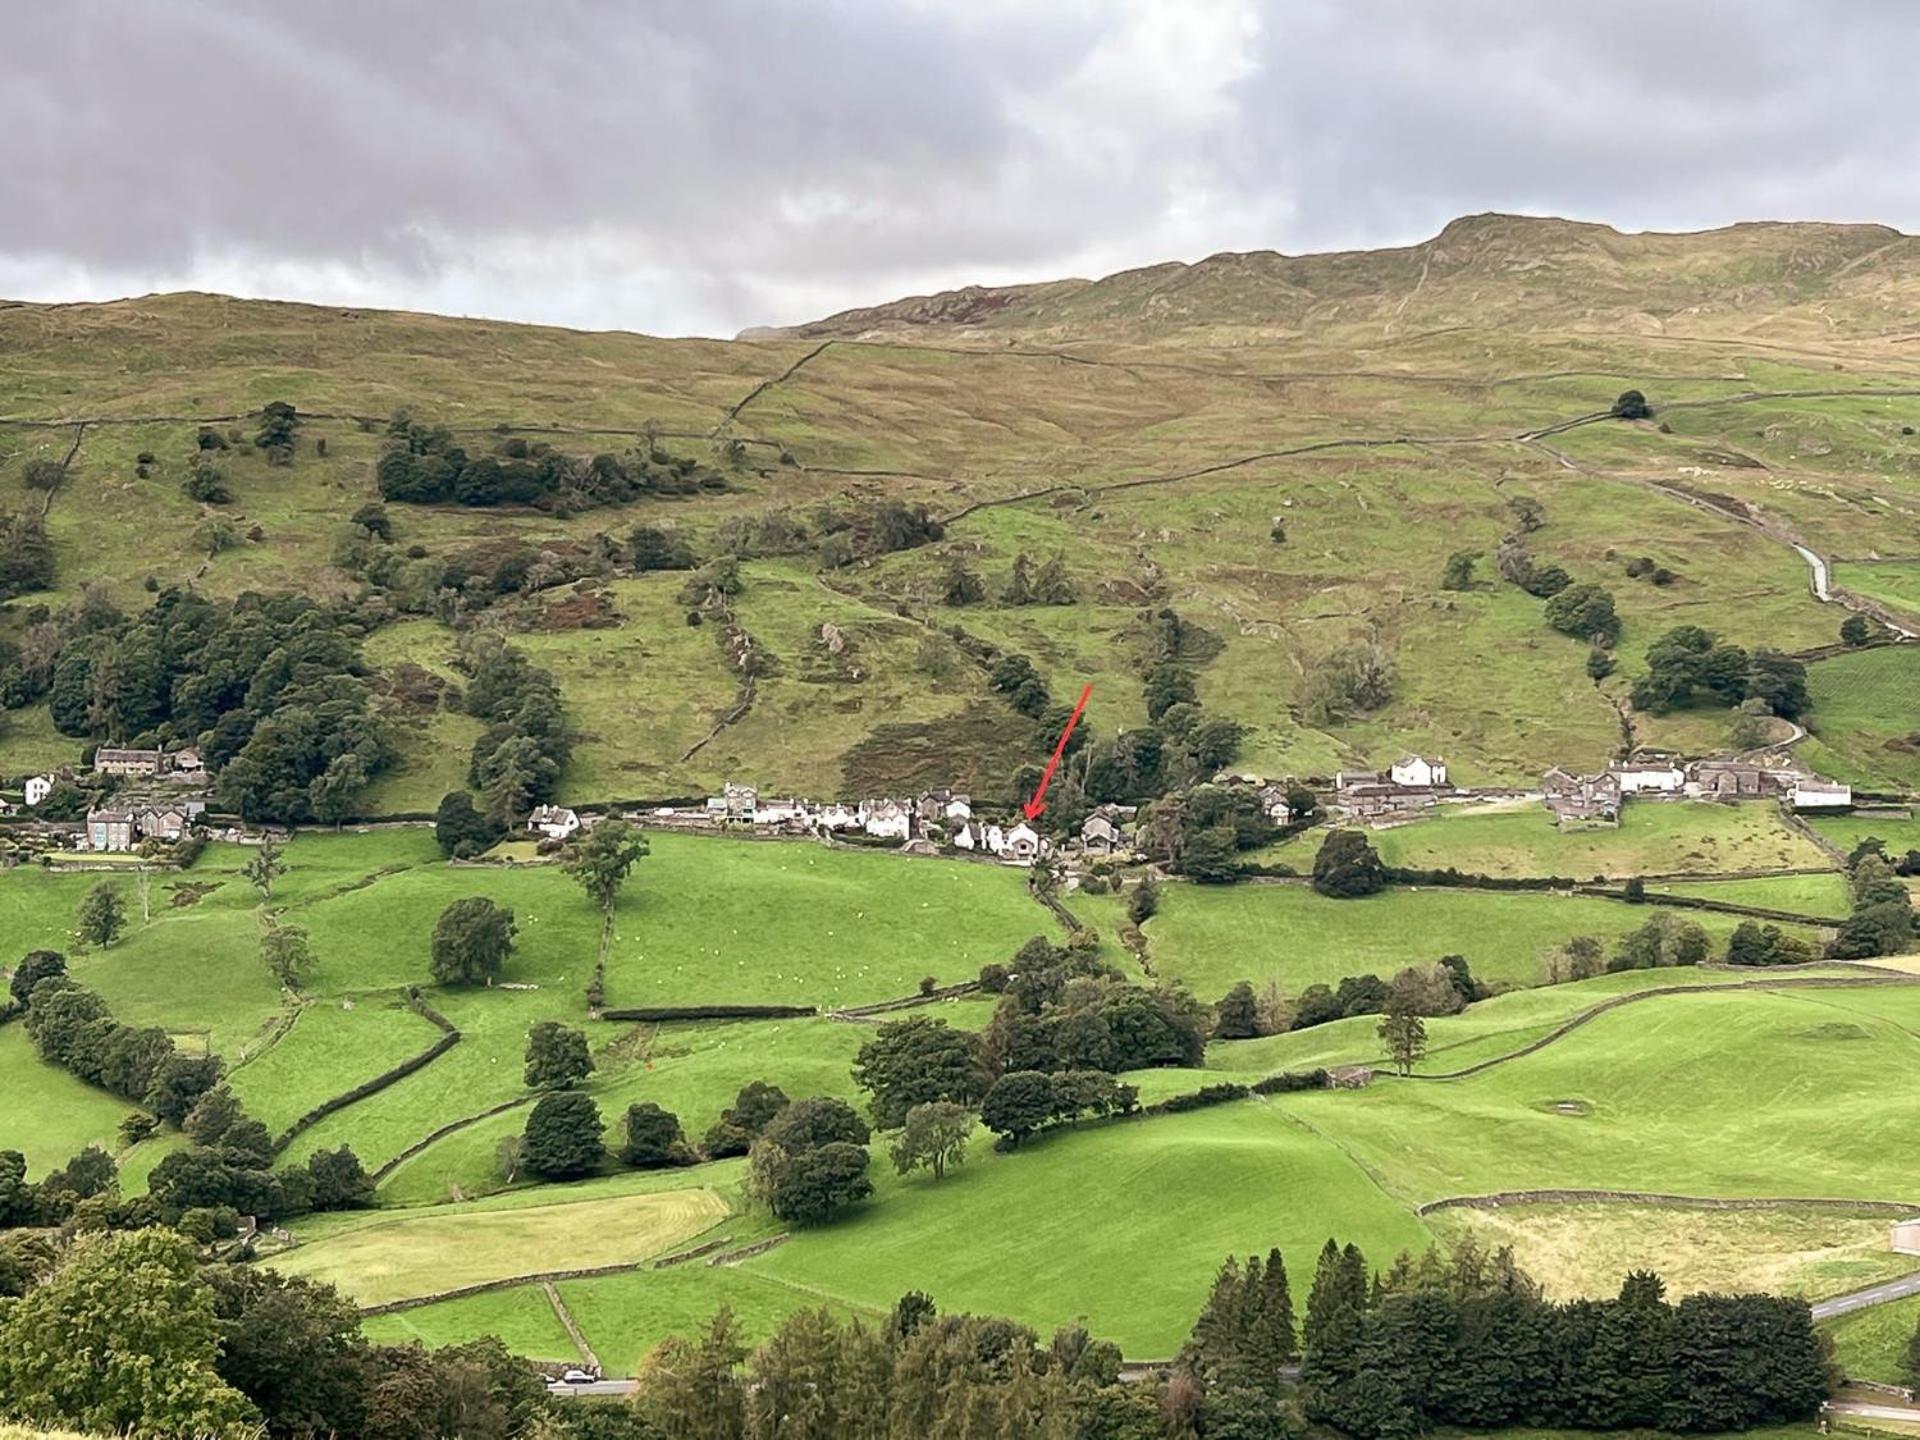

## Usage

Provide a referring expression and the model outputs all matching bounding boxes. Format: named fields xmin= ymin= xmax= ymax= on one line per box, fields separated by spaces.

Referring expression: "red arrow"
xmin=1024 ymin=683 xmax=1093 ymax=820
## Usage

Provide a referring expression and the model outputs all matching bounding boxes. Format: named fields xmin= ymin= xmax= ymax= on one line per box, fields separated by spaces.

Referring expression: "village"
xmin=0 ymin=739 xmax=1873 ymax=870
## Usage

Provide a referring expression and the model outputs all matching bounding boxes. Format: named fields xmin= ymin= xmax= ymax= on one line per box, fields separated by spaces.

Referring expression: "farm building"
xmin=1685 ymin=759 xmax=1791 ymax=799
xmin=1791 ymin=777 xmax=1853 ymax=811
xmin=528 ymin=805 xmax=581 ymax=840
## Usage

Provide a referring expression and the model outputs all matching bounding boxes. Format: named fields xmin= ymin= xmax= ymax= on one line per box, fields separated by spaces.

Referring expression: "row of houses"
xmin=84 ymin=800 xmax=207 ymax=852
xmin=1541 ymin=756 xmax=1852 ymax=827
xmin=529 ymin=784 xmax=1138 ymax=865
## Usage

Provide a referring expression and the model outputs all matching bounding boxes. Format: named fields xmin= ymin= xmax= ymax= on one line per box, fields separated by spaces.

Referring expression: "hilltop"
xmin=756 ymin=213 xmax=1920 ymax=345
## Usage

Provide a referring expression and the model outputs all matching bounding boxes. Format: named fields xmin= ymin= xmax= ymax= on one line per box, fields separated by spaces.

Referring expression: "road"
xmin=1813 ymin=1270 xmax=1920 ymax=1322
xmin=1828 ymin=1401 xmax=1920 ymax=1423
xmin=548 ymin=1379 xmax=638 ymax=1398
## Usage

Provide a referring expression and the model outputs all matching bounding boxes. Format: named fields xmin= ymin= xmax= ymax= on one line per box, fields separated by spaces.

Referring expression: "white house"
xmin=944 ymin=795 xmax=974 ymax=824
xmin=1389 ymin=755 xmax=1448 ymax=788
xmin=818 ymin=802 xmax=861 ymax=832
xmin=528 ymin=805 xmax=581 ymax=840
xmin=1791 ymin=777 xmax=1853 ymax=811
xmin=23 ymin=774 xmax=54 ymax=807
xmin=1256 ymin=785 xmax=1292 ymax=824
xmin=1003 ymin=821 xmax=1045 ymax=863
xmin=754 ymin=796 xmax=809 ymax=825
xmin=1610 ymin=760 xmax=1685 ymax=794
xmin=861 ymin=800 xmax=914 ymax=841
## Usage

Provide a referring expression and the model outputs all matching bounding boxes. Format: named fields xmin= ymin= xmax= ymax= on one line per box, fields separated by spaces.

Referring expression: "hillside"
xmin=1 ymin=214 xmax=1917 ymax=814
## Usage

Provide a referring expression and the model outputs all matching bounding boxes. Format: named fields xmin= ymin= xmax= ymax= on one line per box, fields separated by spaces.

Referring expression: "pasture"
xmin=1255 ymin=802 xmax=1832 ymax=879
xmin=1141 ymin=881 xmax=1822 ymax=999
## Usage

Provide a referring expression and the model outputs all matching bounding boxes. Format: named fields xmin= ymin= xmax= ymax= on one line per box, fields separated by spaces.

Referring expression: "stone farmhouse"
xmin=1541 ymin=767 xmax=1622 ymax=826
xmin=1685 ymin=759 xmax=1790 ymax=799
xmin=1334 ymin=756 xmax=1454 ymax=821
xmin=86 ymin=809 xmax=135 ymax=852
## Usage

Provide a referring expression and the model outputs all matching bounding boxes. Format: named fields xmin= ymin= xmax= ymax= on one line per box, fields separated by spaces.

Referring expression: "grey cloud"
xmin=4 ymin=1 xmax=1919 ymax=335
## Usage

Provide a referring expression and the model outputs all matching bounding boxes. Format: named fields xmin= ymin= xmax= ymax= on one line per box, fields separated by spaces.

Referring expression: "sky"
xmin=6 ymin=0 xmax=1919 ymax=338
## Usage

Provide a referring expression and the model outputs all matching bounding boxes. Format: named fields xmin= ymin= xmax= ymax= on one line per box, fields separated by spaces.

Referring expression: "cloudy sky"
xmin=6 ymin=0 xmax=1917 ymax=337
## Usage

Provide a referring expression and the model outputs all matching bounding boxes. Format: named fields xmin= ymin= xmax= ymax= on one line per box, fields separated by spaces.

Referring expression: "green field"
xmin=749 ymin=1100 xmax=1432 ymax=1358
xmin=361 ymin=1285 xmax=579 ymax=1361
xmin=272 ymin=1177 xmax=730 ymax=1305
xmin=1257 ymin=802 xmax=1833 ymax=880
xmin=1142 ymin=881 xmax=1823 ymax=999
xmin=1801 ymin=646 xmax=1920 ymax=791
xmin=1826 ymin=1291 xmax=1920 ymax=1385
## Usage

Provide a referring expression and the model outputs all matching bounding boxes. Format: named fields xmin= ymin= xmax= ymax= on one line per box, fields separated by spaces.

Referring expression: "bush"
xmin=1612 ymin=389 xmax=1653 ymax=420
xmin=619 ymin=1103 xmax=692 ymax=1168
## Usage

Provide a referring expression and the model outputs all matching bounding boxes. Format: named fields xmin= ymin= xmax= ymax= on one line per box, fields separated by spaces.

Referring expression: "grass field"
xmin=1273 ymin=983 xmax=1920 ymax=1206
xmin=272 ymin=1182 xmax=730 ymax=1305
xmin=1142 ymin=882 xmax=1821 ymax=999
xmin=1254 ymin=803 xmax=1832 ymax=880
xmin=1826 ymin=1292 xmax=1920 ymax=1385
xmin=0 ymin=1022 xmax=135 ymax=1174
xmin=1801 ymin=646 xmax=1920 ymax=791
xmin=361 ymin=1285 xmax=580 ymax=1361
xmin=227 ymin=997 xmax=443 ymax=1137
xmin=747 ymin=1100 xmax=1431 ymax=1358
xmin=1650 ymin=873 xmax=1854 ymax=917
xmin=1428 ymin=1202 xmax=1918 ymax=1302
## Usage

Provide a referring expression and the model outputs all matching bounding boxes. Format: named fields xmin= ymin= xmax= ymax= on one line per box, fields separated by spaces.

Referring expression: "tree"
xmin=76 ymin=881 xmax=126 ymax=947
xmin=1841 ymin=614 xmax=1873 ymax=647
xmin=1143 ymin=663 xmax=1198 ymax=722
xmin=205 ymin=1264 xmax=369 ymax=1440
xmin=562 ymin=817 xmax=650 ymax=915
xmin=851 ymin=1017 xmax=988 ymax=1129
xmin=1612 ymin=389 xmax=1652 ymax=420
xmin=1312 ymin=829 xmax=1387 ymax=898
xmin=619 ymin=1102 xmax=692 ymax=1168
xmin=980 ymin=1071 xmax=1057 ymax=1147
xmin=1439 ymin=551 xmax=1477 ymax=591
xmin=1214 ymin=980 xmax=1260 ymax=1039
xmin=751 ymin=1140 xmax=872 ymax=1224
xmin=1302 ymin=643 xmax=1396 ymax=723
xmin=702 ymin=1080 xmax=791 ymax=1158
xmin=8 ymin=947 xmax=66 ymax=1007
xmin=1377 ymin=1006 xmax=1428 ymax=1076
xmin=433 ymin=790 xmax=498 ymax=858
xmin=762 ymin=1096 xmax=871 ymax=1154
xmin=888 ymin=1101 xmax=973 ymax=1182
xmin=260 ymin=920 xmax=314 ymax=991
xmin=524 ymin=1020 xmax=593 ymax=1090
xmin=306 ymin=1146 xmax=374 ymax=1210
xmin=429 ymin=897 xmax=516 ymax=985
xmin=521 ymin=1091 xmax=604 ymax=1180
xmin=940 ymin=555 xmax=985 ymax=606
xmin=1543 ymin=582 xmax=1619 ymax=643
xmin=244 ymin=837 xmax=287 ymax=900
xmin=1728 ymin=696 xmax=1776 ymax=750
xmin=0 ymin=1229 xmax=257 ymax=1439
xmin=1002 ymin=552 xmax=1034 ymax=606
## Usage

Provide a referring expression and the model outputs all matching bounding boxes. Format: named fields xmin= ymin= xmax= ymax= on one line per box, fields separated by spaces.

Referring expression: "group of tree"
xmin=0 ymin=586 xmax=394 ymax=824
xmin=980 ymin=933 xmax=1209 ymax=1079
xmin=1298 ymin=1238 xmax=1828 ymax=1437
xmin=999 ymin=550 xmax=1078 ymax=606
xmin=377 ymin=409 xmax=724 ymax=511
xmin=746 ymin=1096 xmax=875 ymax=1224
xmin=1145 ymin=782 xmax=1285 ymax=882
xmin=148 ymin=1089 xmax=373 ymax=1224
xmin=1284 ymin=958 xmax=1480 ymax=1038
xmin=458 ymin=635 xmax=573 ymax=826
xmin=1629 ymin=625 xmax=1810 ymax=719
xmin=0 ymin=1226 xmax=562 ymax=1440
xmin=0 ymin=509 xmax=56 ymax=599
xmin=635 ymin=1295 xmax=1143 ymax=1440
xmin=1826 ymin=840 xmax=1919 ymax=960
xmin=1494 ymin=528 xmax=1620 ymax=645
xmin=977 ymin=1067 xmax=1138 ymax=1146
xmin=18 ymin=951 xmax=222 ymax=1121
xmin=1622 ymin=554 xmax=1678 ymax=587
xmin=1312 ymin=828 xmax=1388 ymax=898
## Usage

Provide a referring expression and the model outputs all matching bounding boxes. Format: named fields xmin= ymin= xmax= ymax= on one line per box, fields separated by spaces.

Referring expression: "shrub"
xmin=1612 ymin=389 xmax=1652 ymax=420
